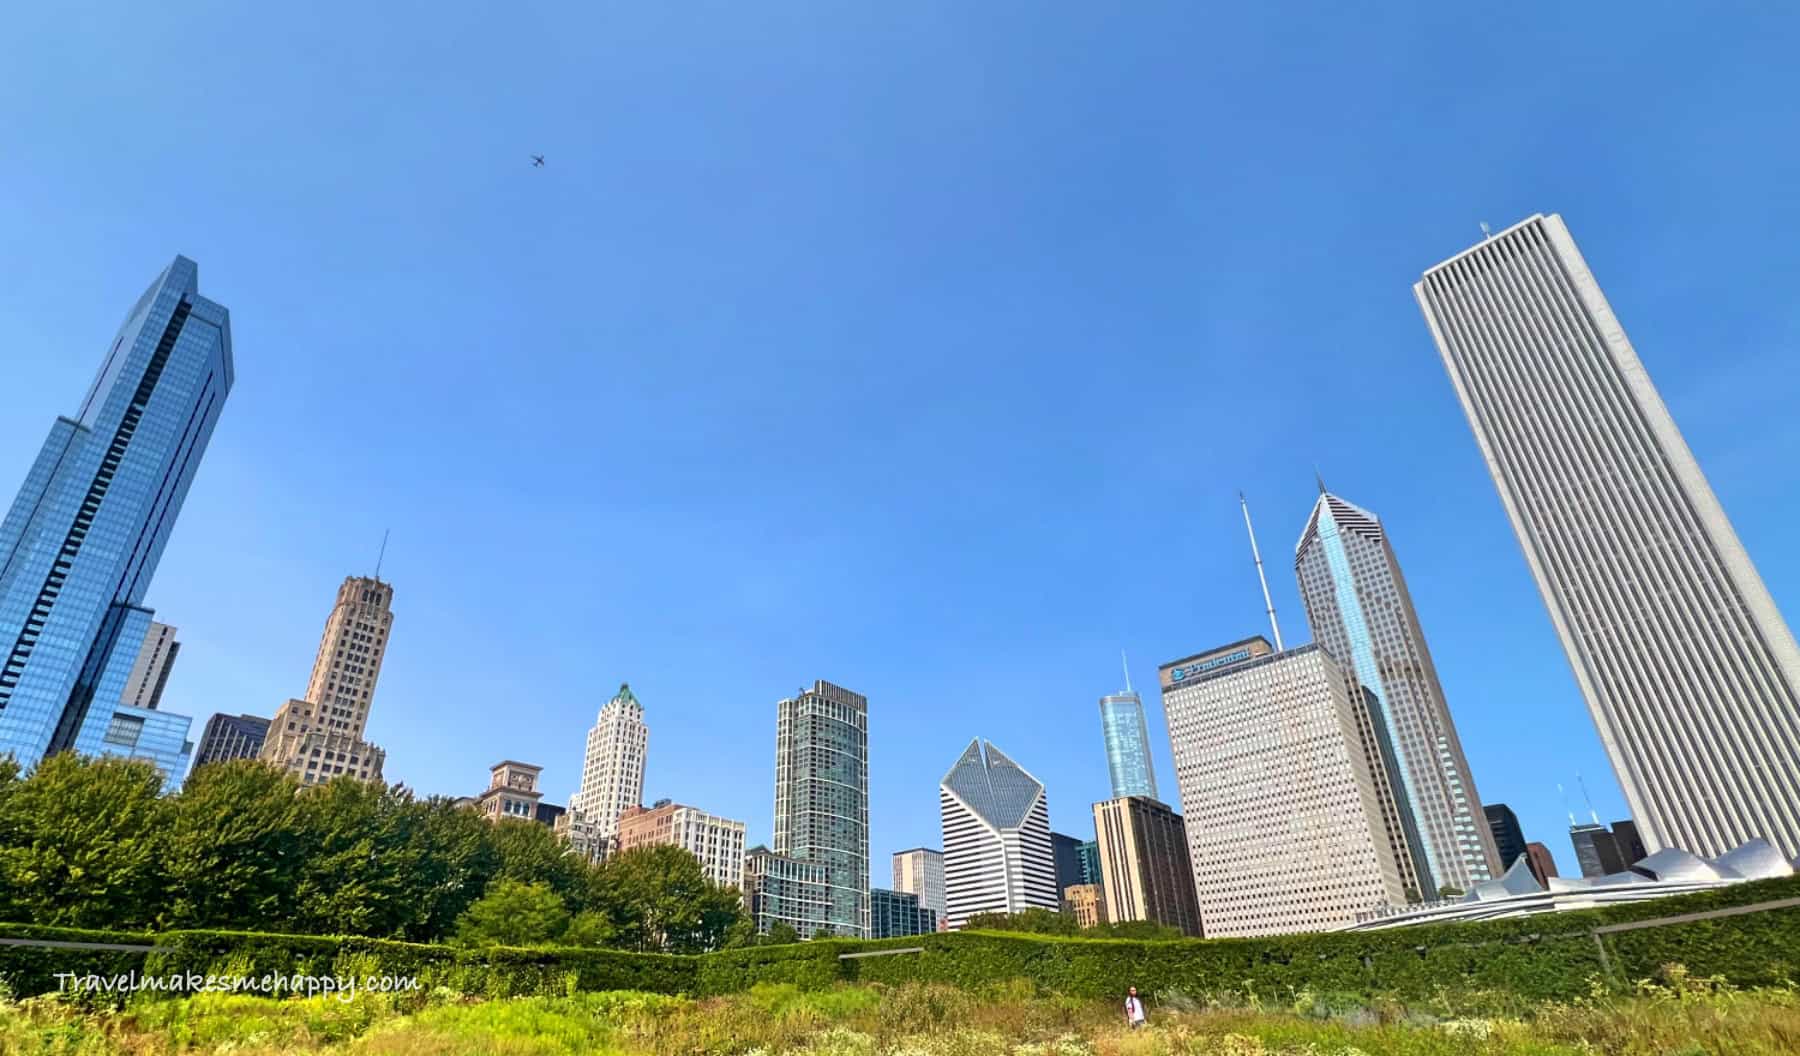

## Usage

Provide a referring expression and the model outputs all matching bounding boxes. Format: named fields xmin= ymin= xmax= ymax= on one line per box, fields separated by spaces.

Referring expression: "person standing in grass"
xmin=1124 ymin=986 xmax=1147 ymax=1029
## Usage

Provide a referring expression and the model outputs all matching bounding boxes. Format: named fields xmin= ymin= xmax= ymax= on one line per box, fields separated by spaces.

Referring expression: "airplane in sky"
xmin=531 ymin=154 xmax=545 ymax=167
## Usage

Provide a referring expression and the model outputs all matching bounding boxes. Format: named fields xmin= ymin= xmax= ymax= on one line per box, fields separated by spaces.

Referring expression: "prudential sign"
xmin=1168 ymin=648 xmax=1254 ymax=684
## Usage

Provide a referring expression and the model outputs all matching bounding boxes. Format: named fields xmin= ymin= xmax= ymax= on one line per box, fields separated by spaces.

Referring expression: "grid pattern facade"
xmin=869 ymin=887 xmax=938 ymax=938
xmin=1099 ymin=690 xmax=1159 ymax=800
xmin=260 ymin=577 xmax=393 ymax=785
xmin=1296 ymin=491 xmax=1500 ymax=891
xmin=745 ymin=845 xmax=834 ymax=936
xmin=616 ymin=801 xmax=747 ymax=890
xmin=890 ymin=847 xmax=946 ymax=928
xmin=1062 ymin=883 xmax=1104 ymax=927
xmin=938 ymin=738 xmax=1059 ymax=928
xmin=121 ymin=621 xmax=179 ymax=711
xmin=1159 ymin=644 xmax=1411 ymax=936
xmin=569 ymin=683 xmax=648 ymax=841
xmin=189 ymin=712 xmax=270 ymax=772
xmin=1416 ymin=213 xmax=1800 ymax=859
xmin=0 ymin=257 xmax=228 ymax=789
xmin=1093 ymin=795 xmax=1204 ymax=936
xmin=773 ymin=680 xmax=869 ymax=937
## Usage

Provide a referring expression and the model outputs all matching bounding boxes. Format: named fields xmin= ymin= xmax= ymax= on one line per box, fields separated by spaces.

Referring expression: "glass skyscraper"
xmin=1099 ymin=688 xmax=1158 ymax=800
xmin=771 ymin=679 xmax=870 ymax=937
xmin=0 ymin=257 xmax=231 ymax=790
xmin=1295 ymin=488 xmax=1500 ymax=894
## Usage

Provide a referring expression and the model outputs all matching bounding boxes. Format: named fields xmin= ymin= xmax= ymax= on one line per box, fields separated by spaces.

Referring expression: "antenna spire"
xmin=1577 ymin=774 xmax=1600 ymax=825
xmin=1239 ymin=491 xmax=1284 ymax=651
xmin=375 ymin=528 xmax=390 ymax=581
xmin=1558 ymin=783 xmax=1575 ymax=826
xmin=1314 ymin=466 xmax=1327 ymax=495
xmin=1121 ymin=649 xmax=1133 ymax=694
xmin=1480 ymin=220 xmax=1492 ymax=240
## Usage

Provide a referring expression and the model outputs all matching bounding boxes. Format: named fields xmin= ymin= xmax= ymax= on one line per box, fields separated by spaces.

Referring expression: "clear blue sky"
xmin=4 ymin=4 xmax=1798 ymax=884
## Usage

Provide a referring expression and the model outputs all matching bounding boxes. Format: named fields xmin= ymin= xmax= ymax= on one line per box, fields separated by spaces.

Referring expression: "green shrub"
xmin=4 ymin=874 xmax=1797 ymax=1007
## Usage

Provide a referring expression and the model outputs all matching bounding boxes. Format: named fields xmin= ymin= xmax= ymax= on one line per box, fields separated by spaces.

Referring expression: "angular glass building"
xmin=938 ymin=738 xmax=1058 ymax=927
xmin=0 ymin=257 xmax=231 ymax=790
xmin=1295 ymin=489 xmax=1500 ymax=893
xmin=1099 ymin=687 xmax=1158 ymax=801
xmin=1416 ymin=214 xmax=1800 ymax=859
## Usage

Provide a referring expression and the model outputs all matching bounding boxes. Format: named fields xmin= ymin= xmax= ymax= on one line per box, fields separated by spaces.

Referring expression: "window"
xmin=103 ymin=713 xmax=146 ymax=748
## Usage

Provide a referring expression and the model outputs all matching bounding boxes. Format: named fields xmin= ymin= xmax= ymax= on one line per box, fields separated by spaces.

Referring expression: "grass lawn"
xmin=5 ymin=970 xmax=1798 ymax=1055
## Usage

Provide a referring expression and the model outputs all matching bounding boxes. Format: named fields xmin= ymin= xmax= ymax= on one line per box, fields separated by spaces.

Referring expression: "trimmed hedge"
xmin=6 ymin=874 xmax=1797 ymax=1004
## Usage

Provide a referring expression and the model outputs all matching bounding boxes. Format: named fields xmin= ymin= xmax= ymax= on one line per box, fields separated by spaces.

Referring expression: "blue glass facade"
xmin=0 ymin=257 xmax=231 ymax=791
xmin=1099 ymin=691 xmax=1158 ymax=800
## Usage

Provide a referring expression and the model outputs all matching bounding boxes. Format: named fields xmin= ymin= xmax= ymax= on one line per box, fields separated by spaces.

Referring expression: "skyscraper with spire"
xmin=1099 ymin=654 xmax=1158 ymax=800
xmin=0 ymin=257 xmax=231 ymax=790
xmin=260 ymin=575 xmax=395 ymax=785
xmin=1294 ymin=486 xmax=1500 ymax=893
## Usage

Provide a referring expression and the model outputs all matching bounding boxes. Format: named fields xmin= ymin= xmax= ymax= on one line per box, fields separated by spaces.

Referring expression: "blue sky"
xmin=3 ymin=4 xmax=1798 ymax=885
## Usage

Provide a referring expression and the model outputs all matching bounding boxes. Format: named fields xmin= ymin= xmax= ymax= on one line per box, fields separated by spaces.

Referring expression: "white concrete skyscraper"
xmin=1296 ymin=488 xmax=1502 ymax=893
xmin=1416 ymin=213 xmax=1800 ymax=859
xmin=938 ymin=738 xmax=1058 ymax=928
xmin=1160 ymin=638 xmax=1414 ymax=935
xmin=569 ymin=683 xmax=648 ymax=845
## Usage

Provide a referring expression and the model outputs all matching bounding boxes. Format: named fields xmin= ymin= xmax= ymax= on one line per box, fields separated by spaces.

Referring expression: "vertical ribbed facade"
xmin=938 ymin=738 xmax=1058 ymax=928
xmin=1416 ymin=213 xmax=1800 ymax=860
xmin=1296 ymin=490 xmax=1501 ymax=891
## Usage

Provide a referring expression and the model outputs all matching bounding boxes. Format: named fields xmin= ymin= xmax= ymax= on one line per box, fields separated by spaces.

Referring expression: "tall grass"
xmin=3 ymin=967 xmax=1798 ymax=1055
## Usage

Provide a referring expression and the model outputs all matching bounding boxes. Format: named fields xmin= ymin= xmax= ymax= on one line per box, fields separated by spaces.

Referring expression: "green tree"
xmin=490 ymin=818 xmax=591 ymax=909
xmin=1102 ymin=919 xmax=1184 ymax=940
xmin=1438 ymin=885 xmax=1465 ymax=899
xmin=289 ymin=778 xmax=426 ymax=937
xmin=454 ymin=879 xmax=570 ymax=947
xmin=963 ymin=907 xmax=1079 ymax=936
xmin=561 ymin=909 xmax=617 ymax=948
xmin=765 ymin=921 xmax=800 ymax=945
xmin=593 ymin=845 xmax=742 ymax=953
xmin=401 ymin=796 xmax=503 ymax=941
xmin=0 ymin=754 xmax=168 ymax=927
xmin=811 ymin=926 xmax=836 ymax=941
xmin=162 ymin=760 xmax=303 ymax=930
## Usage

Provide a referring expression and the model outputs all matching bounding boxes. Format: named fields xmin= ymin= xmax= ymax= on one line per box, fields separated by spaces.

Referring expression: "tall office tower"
xmin=1100 ymin=671 xmax=1158 ymax=799
xmin=615 ymin=800 xmax=748 ymax=890
xmin=891 ymin=847 xmax=947 ymax=929
xmin=1483 ymin=803 xmax=1529 ymax=873
xmin=1570 ymin=821 xmax=1626 ymax=877
xmin=772 ymin=680 xmax=870 ymax=937
xmin=0 ymin=257 xmax=231 ymax=791
xmin=1051 ymin=831 xmax=1087 ymax=895
xmin=569 ymin=683 xmax=649 ymax=845
xmin=260 ymin=576 xmax=393 ymax=785
xmin=1524 ymin=842 xmax=1560 ymax=887
xmin=744 ymin=844 xmax=834 ymax=936
xmin=1416 ymin=213 xmax=1800 ymax=860
xmin=1612 ymin=819 xmax=1649 ymax=867
xmin=188 ymin=713 xmax=270 ymax=773
xmin=938 ymin=738 xmax=1058 ymax=928
xmin=869 ymin=887 xmax=938 ymax=938
xmin=121 ymin=622 xmax=180 ymax=712
xmin=1296 ymin=489 xmax=1500 ymax=893
xmin=1092 ymin=795 xmax=1204 ymax=936
xmin=1160 ymin=638 xmax=1413 ymax=936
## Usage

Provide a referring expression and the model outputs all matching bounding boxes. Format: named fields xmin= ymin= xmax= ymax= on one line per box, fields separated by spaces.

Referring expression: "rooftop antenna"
xmin=1314 ymin=465 xmax=1327 ymax=495
xmin=374 ymin=528 xmax=390 ymax=582
xmin=1577 ymin=774 xmax=1601 ymax=826
xmin=1557 ymin=783 xmax=1576 ymax=827
xmin=1480 ymin=221 xmax=1492 ymax=240
xmin=1121 ymin=649 xmax=1133 ymax=694
xmin=1239 ymin=491 xmax=1284 ymax=650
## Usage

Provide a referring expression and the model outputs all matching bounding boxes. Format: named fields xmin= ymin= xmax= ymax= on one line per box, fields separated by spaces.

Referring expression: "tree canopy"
xmin=0 ymin=755 xmax=744 ymax=952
